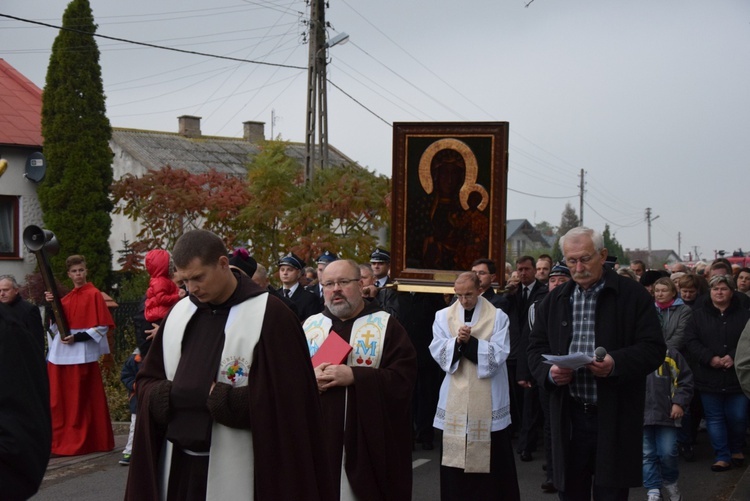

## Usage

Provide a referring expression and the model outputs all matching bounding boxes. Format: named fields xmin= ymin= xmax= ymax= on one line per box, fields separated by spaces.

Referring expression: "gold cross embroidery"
xmin=359 ymin=328 xmax=376 ymax=347
xmin=468 ymin=419 xmax=490 ymax=441
xmin=445 ymin=414 xmax=464 ymax=434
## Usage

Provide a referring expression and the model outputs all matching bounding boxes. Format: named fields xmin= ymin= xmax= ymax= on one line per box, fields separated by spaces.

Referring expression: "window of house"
xmin=0 ymin=195 xmax=20 ymax=258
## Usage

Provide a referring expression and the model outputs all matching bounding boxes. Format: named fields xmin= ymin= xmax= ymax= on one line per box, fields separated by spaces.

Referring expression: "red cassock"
xmin=48 ymin=283 xmax=115 ymax=456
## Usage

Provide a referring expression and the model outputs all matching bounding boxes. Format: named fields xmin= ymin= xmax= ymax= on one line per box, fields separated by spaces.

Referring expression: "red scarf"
xmin=655 ymin=298 xmax=676 ymax=310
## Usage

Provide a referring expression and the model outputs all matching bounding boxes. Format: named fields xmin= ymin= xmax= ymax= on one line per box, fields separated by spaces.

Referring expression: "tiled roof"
xmin=0 ymin=59 xmax=43 ymax=147
xmin=112 ymin=128 xmax=354 ymax=176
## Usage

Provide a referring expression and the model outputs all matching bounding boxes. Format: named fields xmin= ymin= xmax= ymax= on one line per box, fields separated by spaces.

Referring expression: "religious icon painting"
xmin=391 ymin=122 xmax=509 ymax=290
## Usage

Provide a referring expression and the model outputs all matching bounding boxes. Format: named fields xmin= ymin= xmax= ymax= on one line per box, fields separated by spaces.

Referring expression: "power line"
xmin=339 ymin=0 xmax=490 ymax=120
xmin=509 ymin=188 xmax=578 ymax=200
xmin=331 ymin=60 xmax=434 ymax=121
xmin=583 ymin=201 xmax=642 ymax=229
xmin=348 ymin=40 xmax=469 ymax=120
xmin=327 ymin=79 xmax=391 ymax=127
xmin=0 ymin=13 xmax=306 ymax=70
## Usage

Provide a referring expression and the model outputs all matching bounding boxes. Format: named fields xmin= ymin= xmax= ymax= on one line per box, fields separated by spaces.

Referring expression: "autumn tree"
xmin=39 ymin=0 xmax=113 ymax=286
xmin=110 ymin=166 xmax=250 ymax=251
xmin=288 ymin=164 xmax=390 ymax=263
xmin=240 ymin=140 xmax=303 ymax=265
xmin=239 ymin=139 xmax=390 ymax=267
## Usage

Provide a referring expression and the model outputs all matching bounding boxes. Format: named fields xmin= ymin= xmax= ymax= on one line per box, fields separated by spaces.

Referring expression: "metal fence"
xmin=112 ymin=300 xmax=140 ymax=355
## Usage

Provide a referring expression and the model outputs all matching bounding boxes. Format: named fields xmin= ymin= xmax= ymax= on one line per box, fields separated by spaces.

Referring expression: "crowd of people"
xmin=4 ymin=225 xmax=750 ymax=500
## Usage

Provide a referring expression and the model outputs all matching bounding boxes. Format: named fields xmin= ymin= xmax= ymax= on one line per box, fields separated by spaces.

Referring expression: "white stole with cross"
xmin=442 ymin=297 xmax=496 ymax=473
xmin=159 ymin=294 xmax=267 ymax=500
xmin=303 ymin=311 xmax=389 ymax=368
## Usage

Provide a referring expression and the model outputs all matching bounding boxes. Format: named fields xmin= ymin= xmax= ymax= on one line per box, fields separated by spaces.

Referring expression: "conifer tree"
xmin=39 ymin=0 xmax=113 ymax=287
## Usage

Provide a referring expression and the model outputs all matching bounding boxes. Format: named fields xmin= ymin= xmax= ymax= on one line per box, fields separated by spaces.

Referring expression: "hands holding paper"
xmin=545 ymin=352 xmax=615 ymax=385
xmin=315 ymin=362 xmax=354 ymax=392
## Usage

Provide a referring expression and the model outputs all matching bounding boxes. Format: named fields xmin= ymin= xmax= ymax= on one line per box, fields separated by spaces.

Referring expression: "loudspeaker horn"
xmin=23 ymin=225 xmax=58 ymax=253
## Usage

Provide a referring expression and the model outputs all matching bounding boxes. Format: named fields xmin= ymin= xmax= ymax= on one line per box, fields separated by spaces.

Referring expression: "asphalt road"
xmin=34 ymin=430 xmax=746 ymax=500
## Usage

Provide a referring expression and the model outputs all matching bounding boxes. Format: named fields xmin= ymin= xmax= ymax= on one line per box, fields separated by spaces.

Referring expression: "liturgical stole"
xmin=303 ymin=311 xmax=389 ymax=369
xmin=160 ymin=293 xmax=267 ymax=501
xmin=442 ymin=297 xmax=495 ymax=473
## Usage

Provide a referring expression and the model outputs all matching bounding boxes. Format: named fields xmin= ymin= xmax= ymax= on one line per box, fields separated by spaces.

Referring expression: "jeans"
xmin=642 ymin=425 xmax=679 ymax=489
xmin=700 ymin=392 xmax=749 ymax=462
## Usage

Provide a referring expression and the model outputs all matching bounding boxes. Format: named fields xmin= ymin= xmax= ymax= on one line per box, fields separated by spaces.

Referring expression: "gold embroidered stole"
xmin=442 ymin=296 xmax=495 ymax=473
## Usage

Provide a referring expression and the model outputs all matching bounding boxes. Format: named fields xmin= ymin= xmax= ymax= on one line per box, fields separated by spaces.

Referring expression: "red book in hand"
xmin=311 ymin=330 xmax=352 ymax=367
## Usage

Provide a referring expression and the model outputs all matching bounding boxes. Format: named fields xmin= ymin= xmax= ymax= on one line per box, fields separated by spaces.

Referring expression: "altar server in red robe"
xmin=46 ymin=254 xmax=114 ymax=456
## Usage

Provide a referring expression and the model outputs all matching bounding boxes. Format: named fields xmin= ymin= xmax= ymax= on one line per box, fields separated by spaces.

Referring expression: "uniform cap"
xmin=278 ymin=252 xmax=305 ymax=270
xmin=370 ymin=248 xmax=391 ymax=263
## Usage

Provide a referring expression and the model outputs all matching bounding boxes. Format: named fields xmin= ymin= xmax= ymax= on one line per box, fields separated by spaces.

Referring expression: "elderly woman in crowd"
xmin=677 ymin=274 xmax=708 ymax=308
xmin=653 ymin=277 xmax=692 ymax=351
xmin=684 ymin=275 xmax=750 ymax=472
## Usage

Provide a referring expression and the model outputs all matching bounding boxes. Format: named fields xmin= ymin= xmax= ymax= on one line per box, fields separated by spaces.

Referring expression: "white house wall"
xmin=0 ymin=146 xmax=44 ymax=282
xmin=109 ymin=140 xmax=147 ymax=269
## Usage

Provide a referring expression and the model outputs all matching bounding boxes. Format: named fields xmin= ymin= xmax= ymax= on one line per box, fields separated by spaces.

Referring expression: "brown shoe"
xmin=711 ymin=461 xmax=731 ymax=472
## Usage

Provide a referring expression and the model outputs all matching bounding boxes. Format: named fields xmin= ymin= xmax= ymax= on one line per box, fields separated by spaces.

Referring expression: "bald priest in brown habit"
xmin=125 ymin=230 xmax=334 ymax=501
xmin=303 ymin=259 xmax=417 ymax=501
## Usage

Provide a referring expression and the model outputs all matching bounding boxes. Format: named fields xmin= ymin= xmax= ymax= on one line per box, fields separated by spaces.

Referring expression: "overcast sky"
xmin=2 ymin=0 xmax=748 ymax=262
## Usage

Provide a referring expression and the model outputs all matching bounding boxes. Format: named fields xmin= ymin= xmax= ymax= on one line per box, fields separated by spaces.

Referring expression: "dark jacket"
xmin=506 ymin=280 xmax=548 ymax=361
xmin=5 ymin=294 xmax=45 ymax=355
xmin=517 ymin=291 xmax=548 ymax=382
xmin=644 ymin=348 xmax=693 ymax=427
xmin=482 ymin=287 xmax=510 ymax=312
xmin=279 ymin=284 xmax=321 ymax=322
xmin=684 ymin=294 xmax=750 ymax=394
xmin=374 ymin=276 xmax=400 ymax=321
xmin=0 ymin=305 xmax=51 ymax=500
xmin=121 ymin=349 xmax=143 ymax=415
xmin=528 ymin=268 xmax=665 ymax=490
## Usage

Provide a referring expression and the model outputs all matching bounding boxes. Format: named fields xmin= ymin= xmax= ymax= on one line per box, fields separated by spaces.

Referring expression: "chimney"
xmin=243 ymin=121 xmax=265 ymax=142
xmin=178 ymin=115 xmax=202 ymax=138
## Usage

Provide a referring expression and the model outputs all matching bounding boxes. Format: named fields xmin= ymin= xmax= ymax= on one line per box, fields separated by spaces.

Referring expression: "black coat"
xmin=0 ymin=305 xmax=51 ymax=500
xmin=5 ymin=295 xmax=45 ymax=355
xmin=279 ymin=285 xmax=321 ymax=322
xmin=506 ymin=280 xmax=548 ymax=361
xmin=684 ymin=294 xmax=750 ymax=394
xmin=527 ymin=268 xmax=665 ymax=490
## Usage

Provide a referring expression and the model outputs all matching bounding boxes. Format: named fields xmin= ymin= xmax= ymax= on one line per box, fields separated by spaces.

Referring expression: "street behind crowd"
xmin=34 ymin=427 xmax=750 ymax=500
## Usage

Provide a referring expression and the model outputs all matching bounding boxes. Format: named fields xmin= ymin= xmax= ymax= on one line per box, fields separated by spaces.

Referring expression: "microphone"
xmin=594 ymin=347 xmax=607 ymax=363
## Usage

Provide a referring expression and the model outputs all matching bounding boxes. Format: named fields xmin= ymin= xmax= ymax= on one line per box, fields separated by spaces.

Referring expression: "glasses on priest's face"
xmin=321 ymin=278 xmax=360 ymax=290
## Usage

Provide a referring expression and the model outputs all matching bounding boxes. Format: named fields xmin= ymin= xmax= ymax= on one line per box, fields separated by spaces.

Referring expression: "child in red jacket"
xmin=144 ymin=249 xmax=181 ymax=323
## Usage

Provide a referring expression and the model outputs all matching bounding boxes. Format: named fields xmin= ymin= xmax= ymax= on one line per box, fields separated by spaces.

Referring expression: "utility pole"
xmin=645 ymin=207 xmax=659 ymax=266
xmin=677 ymin=231 xmax=681 ymax=259
xmin=304 ymin=0 xmax=326 ymax=184
xmin=270 ymin=109 xmax=276 ymax=139
xmin=579 ymin=169 xmax=585 ymax=225
xmin=303 ymin=2 xmax=348 ymax=184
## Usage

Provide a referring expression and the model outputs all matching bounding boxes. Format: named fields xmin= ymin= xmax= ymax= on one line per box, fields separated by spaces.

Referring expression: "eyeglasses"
xmin=321 ymin=278 xmax=359 ymax=290
xmin=473 ymin=270 xmax=489 ymax=276
xmin=565 ymin=254 xmax=597 ymax=267
xmin=455 ymin=293 xmax=476 ymax=300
